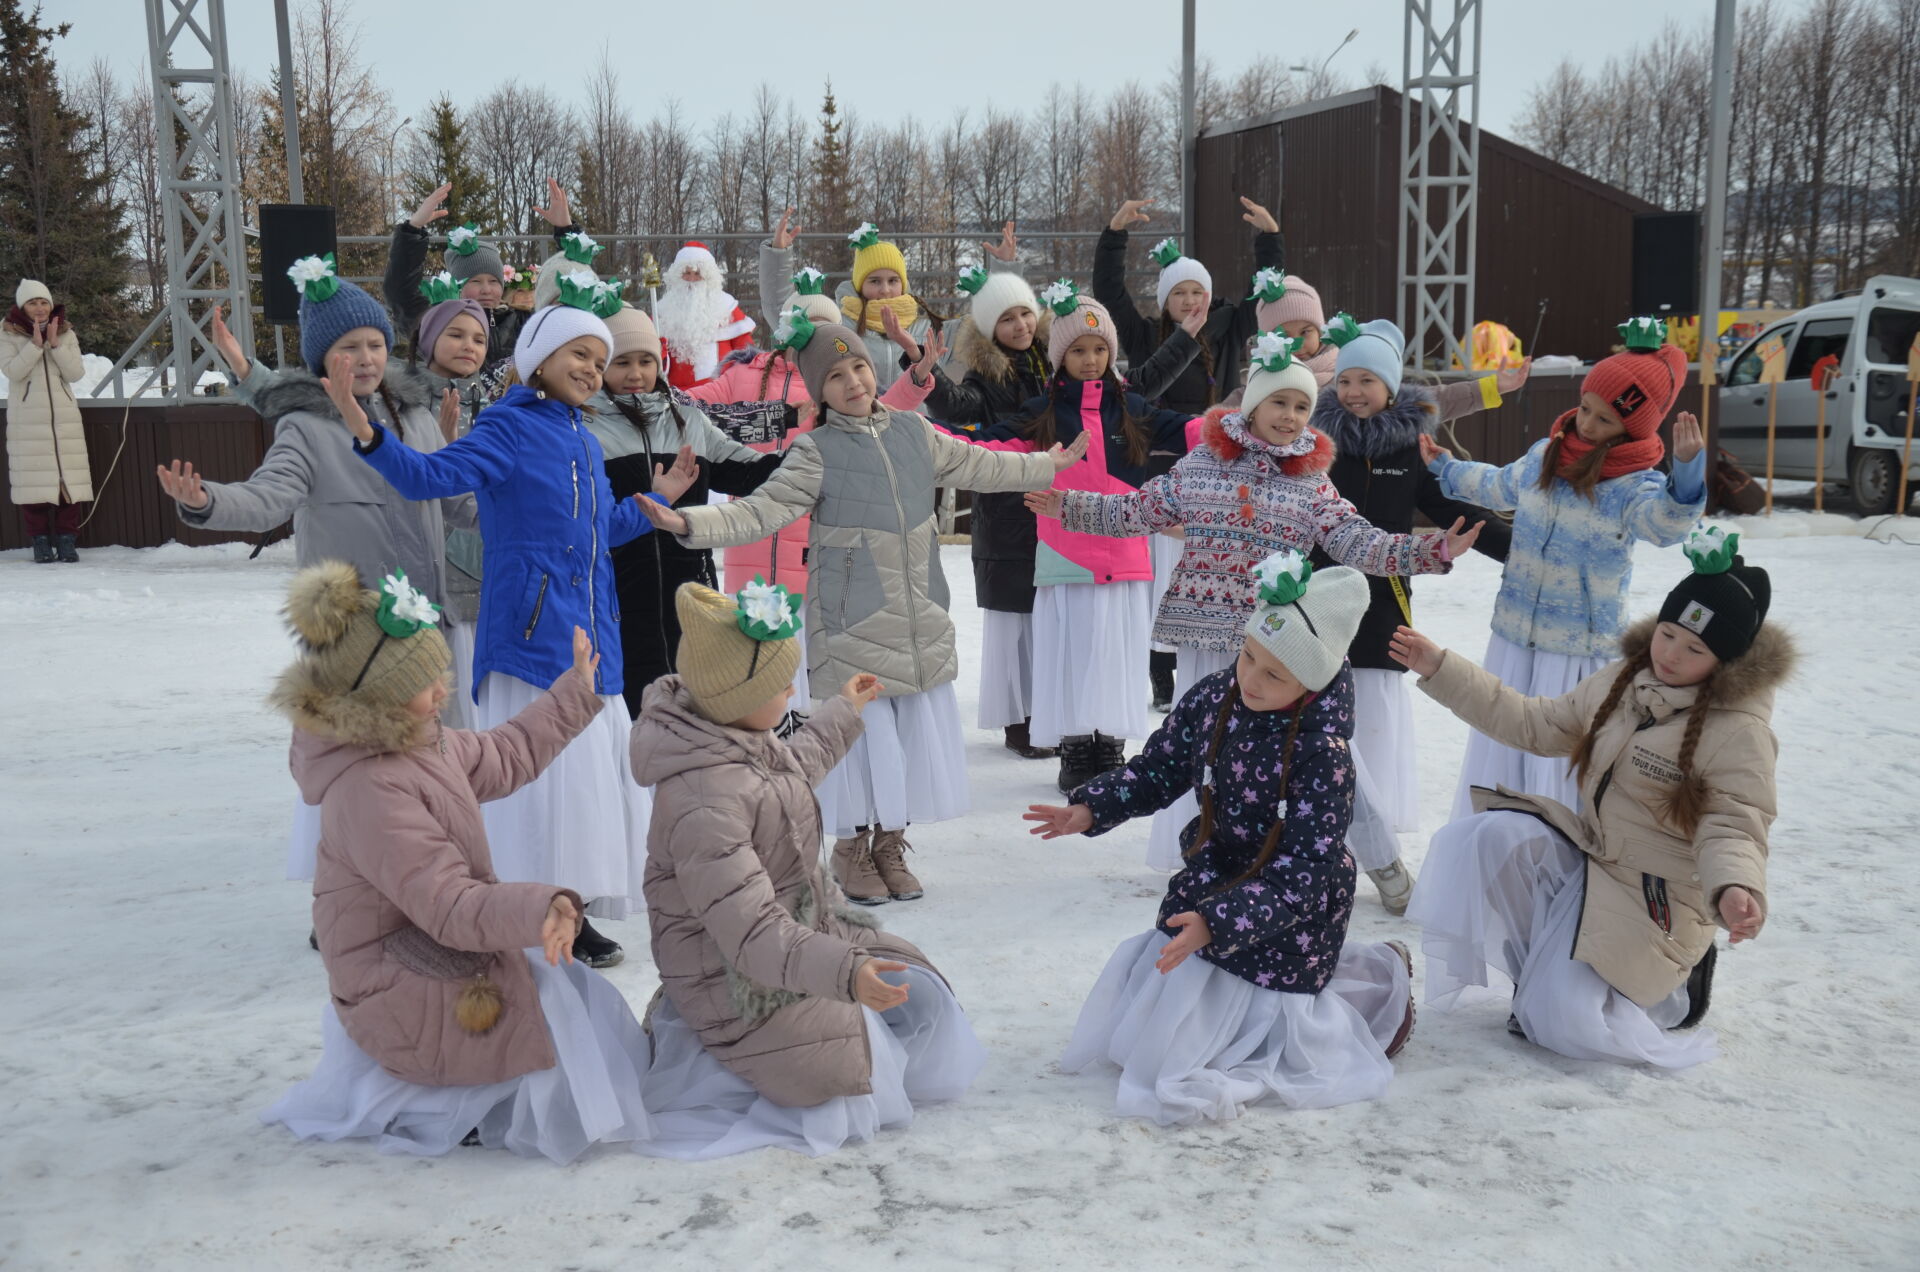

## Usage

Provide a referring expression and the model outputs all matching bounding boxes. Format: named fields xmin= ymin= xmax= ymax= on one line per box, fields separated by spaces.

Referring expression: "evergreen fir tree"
xmin=406 ymin=96 xmax=496 ymax=231
xmin=808 ymin=82 xmax=851 ymax=272
xmin=0 ymin=0 xmax=138 ymax=351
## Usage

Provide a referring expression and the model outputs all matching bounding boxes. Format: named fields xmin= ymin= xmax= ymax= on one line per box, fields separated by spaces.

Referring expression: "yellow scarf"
xmin=840 ymin=293 xmax=921 ymax=333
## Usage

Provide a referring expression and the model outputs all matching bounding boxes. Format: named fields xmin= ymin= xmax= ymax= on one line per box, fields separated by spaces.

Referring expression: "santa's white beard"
xmin=655 ymin=279 xmax=737 ymax=362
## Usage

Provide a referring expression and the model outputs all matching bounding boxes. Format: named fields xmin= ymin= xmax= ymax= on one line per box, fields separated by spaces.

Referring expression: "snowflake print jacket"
xmin=1071 ymin=666 xmax=1359 ymax=995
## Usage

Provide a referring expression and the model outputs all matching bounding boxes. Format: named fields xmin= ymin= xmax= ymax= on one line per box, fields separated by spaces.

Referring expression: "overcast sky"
xmin=51 ymin=0 xmax=1724 ymax=145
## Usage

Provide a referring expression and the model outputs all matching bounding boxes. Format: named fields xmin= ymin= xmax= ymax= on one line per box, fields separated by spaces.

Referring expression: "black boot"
xmin=55 ymin=534 xmax=78 ymax=563
xmin=572 ymin=917 xmax=624 ymax=969
xmin=1004 ymin=718 xmax=1056 ymax=759
xmin=1149 ymin=650 xmax=1176 ymax=712
xmin=31 ymin=535 xmax=54 ymax=564
xmin=1675 ymin=944 xmax=1717 ymax=1029
xmin=1095 ymin=732 xmax=1128 ymax=772
xmin=1056 ymin=735 xmax=1101 ymax=793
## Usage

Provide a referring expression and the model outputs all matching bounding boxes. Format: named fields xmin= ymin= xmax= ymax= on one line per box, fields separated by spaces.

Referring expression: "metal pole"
xmin=275 ymin=0 xmax=303 ymax=203
xmin=1181 ymin=0 xmax=1196 ymax=247
xmin=1697 ymin=0 xmax=1735 ymax=421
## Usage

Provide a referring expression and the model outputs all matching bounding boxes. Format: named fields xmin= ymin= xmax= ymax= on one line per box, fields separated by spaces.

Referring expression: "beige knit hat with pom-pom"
xmin=674 ymin=580 xmax=802 ymax=725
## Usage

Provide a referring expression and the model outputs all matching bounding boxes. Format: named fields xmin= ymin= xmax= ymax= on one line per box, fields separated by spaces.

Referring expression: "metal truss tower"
xmin=1397 ymin=0 xmax=1483 ymax=372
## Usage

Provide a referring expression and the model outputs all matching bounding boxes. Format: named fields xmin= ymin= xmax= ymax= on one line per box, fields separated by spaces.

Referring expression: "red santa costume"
xmin=657 ymin=241 xmax=755 ymax=390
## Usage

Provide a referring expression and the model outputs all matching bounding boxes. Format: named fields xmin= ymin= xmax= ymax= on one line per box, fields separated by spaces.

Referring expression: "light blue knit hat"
xmin=1334 ymin=319 xmax=1407 ymax=396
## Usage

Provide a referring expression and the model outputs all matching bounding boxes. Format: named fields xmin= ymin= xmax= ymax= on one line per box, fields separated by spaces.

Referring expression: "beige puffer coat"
xmin=1420 ymin=616 xmax=1793 ymax=1006
xmin=631 ymin=678 xmax=940 ymax=1107
xmin=673 ymin=404 xmax=1056 ymax=698
xmin=2 ymin=322 xmax=91 ymax=505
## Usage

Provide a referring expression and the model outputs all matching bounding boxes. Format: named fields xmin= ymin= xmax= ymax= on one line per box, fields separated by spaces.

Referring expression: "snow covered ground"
xmin=3 ymin=521 xmax=1917 ymax=1270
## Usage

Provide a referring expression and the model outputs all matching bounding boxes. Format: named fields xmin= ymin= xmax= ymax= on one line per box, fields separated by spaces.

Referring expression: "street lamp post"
xmin=1292 ymin=28 xmax=1359 ymax=87
xmin=384 ymin=116 xmax=412 ymax=226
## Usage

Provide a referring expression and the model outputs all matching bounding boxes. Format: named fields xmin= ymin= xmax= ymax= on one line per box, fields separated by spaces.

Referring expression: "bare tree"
xmin=470 ymin=80 xmax=578 ymax=236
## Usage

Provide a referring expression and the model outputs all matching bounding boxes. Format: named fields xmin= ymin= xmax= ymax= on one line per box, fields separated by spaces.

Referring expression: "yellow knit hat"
xmin=674 ymin=580 xmax=803 ymax=725
xmin=848 ymin=221 xmax=909 ymax=294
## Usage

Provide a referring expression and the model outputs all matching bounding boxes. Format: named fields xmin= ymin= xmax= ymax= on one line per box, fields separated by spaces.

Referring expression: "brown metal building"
xmin=1192 ymin=85 xmax=1660 ymax=369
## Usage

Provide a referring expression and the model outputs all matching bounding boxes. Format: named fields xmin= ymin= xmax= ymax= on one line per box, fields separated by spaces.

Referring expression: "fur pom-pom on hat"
xmin=284 ymin=560 xmax=371 ymax=648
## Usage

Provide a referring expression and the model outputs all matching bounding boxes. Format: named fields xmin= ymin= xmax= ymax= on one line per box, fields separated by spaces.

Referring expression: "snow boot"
xmin=1675 ymin=943 xmax=1717 ymax=1029
xmin=30 ymin=535 xmax=54 ymax=564
xmin=1094 ymin=732 xmax=1128 ymax=773
xmin=1150 ymin=650 xmax=1176 ymax=712
xmin=1003 ymin=718 xmax=1056 ymax=759
xmin=1506 ymin=1013 xmax=1527 ymax=1038
xmin=869 ymin=829 xmax=924 ymax=901
xmin=1367 ymin=858 xmax=1417 ymax=916
xmin=572 ymin=917 xmax=624 ymax=969
xmin=1384 ymin=940 xmax=1417 ymax=1058
xmin=54 ymin=534 xmax=78 ymax=563
xmin=832 ymin=829 xmax=889 ymax=906
xmin=1056 ymin=735 xmax=1102 ymax=793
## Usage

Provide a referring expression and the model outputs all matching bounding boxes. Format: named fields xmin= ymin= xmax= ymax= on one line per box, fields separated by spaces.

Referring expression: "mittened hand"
xmin=1024 ymin=488 xmax=1065 ymax=519
xmin=1155 ymin=912 xmax=1212 ymax=974
xmin=1387 ymin=625 xmax=1442 ymax=678
xmin=541 ymin=893 xmax=580 ymax=965
xmin=569 ymin=625 xmax=599 ymax=682
xmin=652 ymin=444 xmax=699 ymax=504
xmin=1718 ymin=886 xmax=1764 ymax=944
xmin=1417 ymin=433 xmax=1451 ymax=466
xmin=323 ymin=351 xmax=373 ymax=443
xmin=841 ymin=674 xmax=883 ymax=711
xmin=854 ymin=959 xmax=911 ymax=1012
xmin=1672 ymin=411 xmax=1704 ymax=463
xmin=1023 ymin=802 xmax=1093 ymax=839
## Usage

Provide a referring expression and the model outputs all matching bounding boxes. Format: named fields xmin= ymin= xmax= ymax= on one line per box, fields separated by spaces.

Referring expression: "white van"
xmin=1717 ymin=275 xmax=1920 ymax=514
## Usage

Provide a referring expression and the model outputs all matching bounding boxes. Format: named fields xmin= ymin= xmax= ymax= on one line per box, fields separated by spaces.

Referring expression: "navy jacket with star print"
xmin=1071 ymin=666 xmax=1359 ymax=995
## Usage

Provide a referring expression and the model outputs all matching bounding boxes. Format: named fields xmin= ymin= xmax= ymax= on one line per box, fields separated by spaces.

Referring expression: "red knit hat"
xmin=1581 ymin=328 xmax=1686 ymax=440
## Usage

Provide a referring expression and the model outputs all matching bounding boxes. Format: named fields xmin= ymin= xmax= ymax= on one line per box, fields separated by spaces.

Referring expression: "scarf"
xmin=840 ymin=292 xmax=921 ymax=334
xmin=1547 ymin=407 xmax=1666 ymax=481
xmin=1220 ymin=411 xmax=1322 ymax=460
xmin=1309 ymin=383 xmax=1430 ymax=460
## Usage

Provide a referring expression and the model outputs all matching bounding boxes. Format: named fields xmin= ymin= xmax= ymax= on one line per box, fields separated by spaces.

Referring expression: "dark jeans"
xmin=21 ymin=500 xmax=84 ymax=537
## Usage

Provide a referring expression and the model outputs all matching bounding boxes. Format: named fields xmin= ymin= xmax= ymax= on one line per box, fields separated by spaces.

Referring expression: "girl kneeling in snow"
xmin=1025 ymin=551 xmax=1416 ymax=1126
xmin=1391 ymin=529 xmax=1787 ymax=1068
xmin=261 ymin=564 xmax=652 ymax=1163
xmin=630 ymin=582 xmax=986 ymax=1158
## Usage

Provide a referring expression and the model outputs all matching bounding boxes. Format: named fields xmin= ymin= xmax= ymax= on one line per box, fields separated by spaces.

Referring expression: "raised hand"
xmin=1239 ymin=195 xmax=1279 ymax=234
xmin=642 ymin=497 xmax=688 ymax=534
xmin=854 ymin=959 xmax=912 ymax=1012
xmin=650 ymin=444 xmax=699 ymax=504
xmin=207 ymin=303 xmax=250 ymax=379
xmin=770 ymin=206 xmax=802 ymax=251
xmin=1719 ymin=886 xmax=1764 ymax=944
xmin=1179 ymin=293 xmax=1211 ymax=337
xmin=1672 ymin=411 xmax=1704 ymax=463
xmin=570 ymin=624 xmax=599 ymax=682
xmin=1024 ymin=488 xmax=1065 ymax=519
xmin=1109 ymin=199 xmax=1152 ymax=233
xmin=409 ymin=181 xmax=451 ymax=229
xmin=841 ymin=673 xmax=883 ymax=711
xmin=541 ymin=893 xmax=580 ymax=965
xmin=535 ymin=177 xmax=572 ymax=228
xmin=1023 ymin=802 xmax=1093 ymax=839
xmin=982 ymin=220 xmax=1018 ymax=261
xmin=1046 ymin=429 xmax=1092 ymax=471
xmin=1418 ymin=433 xmax=1452 ymax=466
xmin=437 ymin=388 xmax=461 ymax=444
xmin=909 ymin=327 xmax=946 ymax=385
xmin=323 ymin=351 xmax=373 ymax=443
xmin=1387 ymin=624 xmax=1442 ymax=678
xmin=881 ymin=303 xmax=921 ymax=358
xmin=155 ymin=458 xmax=209 ymax=510
xmin=1443 ymin=516 xmax=1484 ymax=559
xmin=1495 ymin=356 xmax=1532 ymax=395
xmin=1154 ymin=911 xmax=1212 ymax=974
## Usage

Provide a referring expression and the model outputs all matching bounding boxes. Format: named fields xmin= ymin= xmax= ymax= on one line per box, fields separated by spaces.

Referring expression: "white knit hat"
xmin=1242 ymin=550 xmax=1368 ymax=692
xmin=1149 ymin=237 xmax=1213 ymax=310
xmin=1242 ymin=331 xmax=1319 ymax=415
xmin=784 ymin=292 xmax=842 ymax=327
xmin=513 ymin=303 xmax=615 ymax=384
xmin=967 ymin=271 xmax=1038 ymax=339
xmin=15 ymin=279 xmax=52 ymax=307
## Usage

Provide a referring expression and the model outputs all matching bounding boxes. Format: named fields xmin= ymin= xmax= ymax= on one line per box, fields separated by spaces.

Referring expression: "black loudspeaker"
xmin=1631 ymin=211 xmax=1700 ymax=316
xmin=258 ymin=204 xmax=338 ymax=323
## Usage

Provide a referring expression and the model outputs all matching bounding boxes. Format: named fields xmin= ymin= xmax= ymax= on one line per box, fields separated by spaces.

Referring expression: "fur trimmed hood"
xmin=1200 ymin=405 xmax=1335 ymax=475
xmin=271 ymin=663 xmax=440 ymax=775
xmin=1619 ymin=614 xmax=1797 ymax=716
xmin=1310 ymin=381 xmax=1434 ymax=460
xmin=250 ymin=360 xmax=441 ymax=426
xmin=951 ymin=308 xmax=1052 ymax=386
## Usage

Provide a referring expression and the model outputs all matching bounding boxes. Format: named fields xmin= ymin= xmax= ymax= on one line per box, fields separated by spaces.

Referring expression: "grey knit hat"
xmin=793 ymin=321 xmax=871 ymax=406
xmin=443 ymin=223 xmax=505 ymax=285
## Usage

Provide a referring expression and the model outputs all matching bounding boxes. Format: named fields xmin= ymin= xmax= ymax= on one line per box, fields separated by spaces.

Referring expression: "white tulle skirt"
xmin=1144 ymin=645 xmax=1235 ymax=870
xmin=1450 ymin=634 xmax=1609 ymax=819
xmin=815 ymin=684 xmax=968 ymax=837
xmin=976 ymin=609 xmax=1035 ymax=730
xmin=260 ymin=952 xmax=654 ymax=1164
xmin=475 ymin=673 xmax=652 ymax=920
xmin=285 ymin=791 xmax=322 ymax=883
xmin=1061 ymin=931 xmax=1408 ymax=1126
xmin=637 ymin=966 xmax=986 ymax=1159
xmin=1410 ymin=810 xmax=1717 ymax=1069
xmin=1148 ymin=533 xmax=1182 ymax=654
xmin=1351 ymin=668 xmax=1417 ymax=831
xmin=445 ymin=620 xmax=477 ymax=731
xmin=1030 ymin=580 xmax=1153 ymax=747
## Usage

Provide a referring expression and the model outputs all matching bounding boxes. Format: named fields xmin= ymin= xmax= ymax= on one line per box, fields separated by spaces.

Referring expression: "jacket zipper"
xmin=523 ymin=573 xmax=550 ymax=638
xmin=867 ymin=418 xmax=923 ymax=685
xmin=643 ymin=419 xmax=671 ymax=677
xmin=572 ymin=404 xmax=602 ymax=694
xmin=1570 ymin=713 xmax=1662 ymax=955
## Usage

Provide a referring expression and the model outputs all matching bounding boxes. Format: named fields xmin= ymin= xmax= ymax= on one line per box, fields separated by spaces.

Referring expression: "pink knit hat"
xmin=1256 ymin=274 xmax=1326 ymax=333
xmin=1040 ymin=280 xmax=1118 ymax=371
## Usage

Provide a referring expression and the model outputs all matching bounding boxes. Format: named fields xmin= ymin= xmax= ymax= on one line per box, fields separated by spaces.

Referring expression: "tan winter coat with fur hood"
xmin=2 ymin=321 xmax=90 ymax=506
xmin=1420 ymin=616 xmax=1793 ymax=1006
xmin=631 ymin=678 xmax=939 ymax=1107
xmin=282 ymin=667 xmax=601 ymax=1087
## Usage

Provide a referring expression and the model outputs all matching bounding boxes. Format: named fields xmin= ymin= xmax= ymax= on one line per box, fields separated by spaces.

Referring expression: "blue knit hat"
xmin=288 ymin=254 xmax=393 ymax=374
xmin=1334 ymin=318 xmax=1407 ymax=396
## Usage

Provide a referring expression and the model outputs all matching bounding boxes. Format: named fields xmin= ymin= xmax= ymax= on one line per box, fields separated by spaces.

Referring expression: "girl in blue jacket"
xmin=338 ymin=293 xmax=691 ymax=968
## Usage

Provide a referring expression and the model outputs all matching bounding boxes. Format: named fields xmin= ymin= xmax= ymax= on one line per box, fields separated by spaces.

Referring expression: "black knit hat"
xmin=1658 ymin=528 xmax=1771 ymax=663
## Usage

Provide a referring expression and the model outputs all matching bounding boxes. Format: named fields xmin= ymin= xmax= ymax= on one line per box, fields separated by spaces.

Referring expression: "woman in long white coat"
xmin=3 ymin=279 xmax=91 ymax=562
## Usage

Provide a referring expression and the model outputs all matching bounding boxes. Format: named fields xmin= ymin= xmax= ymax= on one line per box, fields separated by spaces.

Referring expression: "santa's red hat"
xmin=670 ymin=241 xmax=720 ymax=276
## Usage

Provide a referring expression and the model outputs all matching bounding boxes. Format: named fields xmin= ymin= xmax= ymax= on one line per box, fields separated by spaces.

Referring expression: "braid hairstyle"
xmin=1537 ymin=428 xmax=1624 ymax=501
xmin=1565 ymin=649 xmax=1649 ymax=782
xmin=1017 ymin=369 xmax=1151 ymax=467
xmin=1185 ymin=679 xmax=1311 ymax=890
xmin=1158 ymin=311 xmax=1218 ymax=407
xmin=757 ymin=347 xmax=791 ymax=401
xmin=1660 ymin=676 xmax=1716 ymax=838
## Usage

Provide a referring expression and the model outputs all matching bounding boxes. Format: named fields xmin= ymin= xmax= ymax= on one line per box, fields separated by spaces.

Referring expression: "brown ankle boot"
xmin=831 ymin=830 xmax=889 ymax=906
xmin=1003 ymin=718 xmax=1057 ymax=759
xmin=869 ymin=829 xmax=924 ymax=900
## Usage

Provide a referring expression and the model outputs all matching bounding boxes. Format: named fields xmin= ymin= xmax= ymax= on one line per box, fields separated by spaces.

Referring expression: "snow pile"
xmin=0 ymin=352 xmax=233 ymax=401
xmin=0 ymin=536 xmax=1915 ymax=1269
